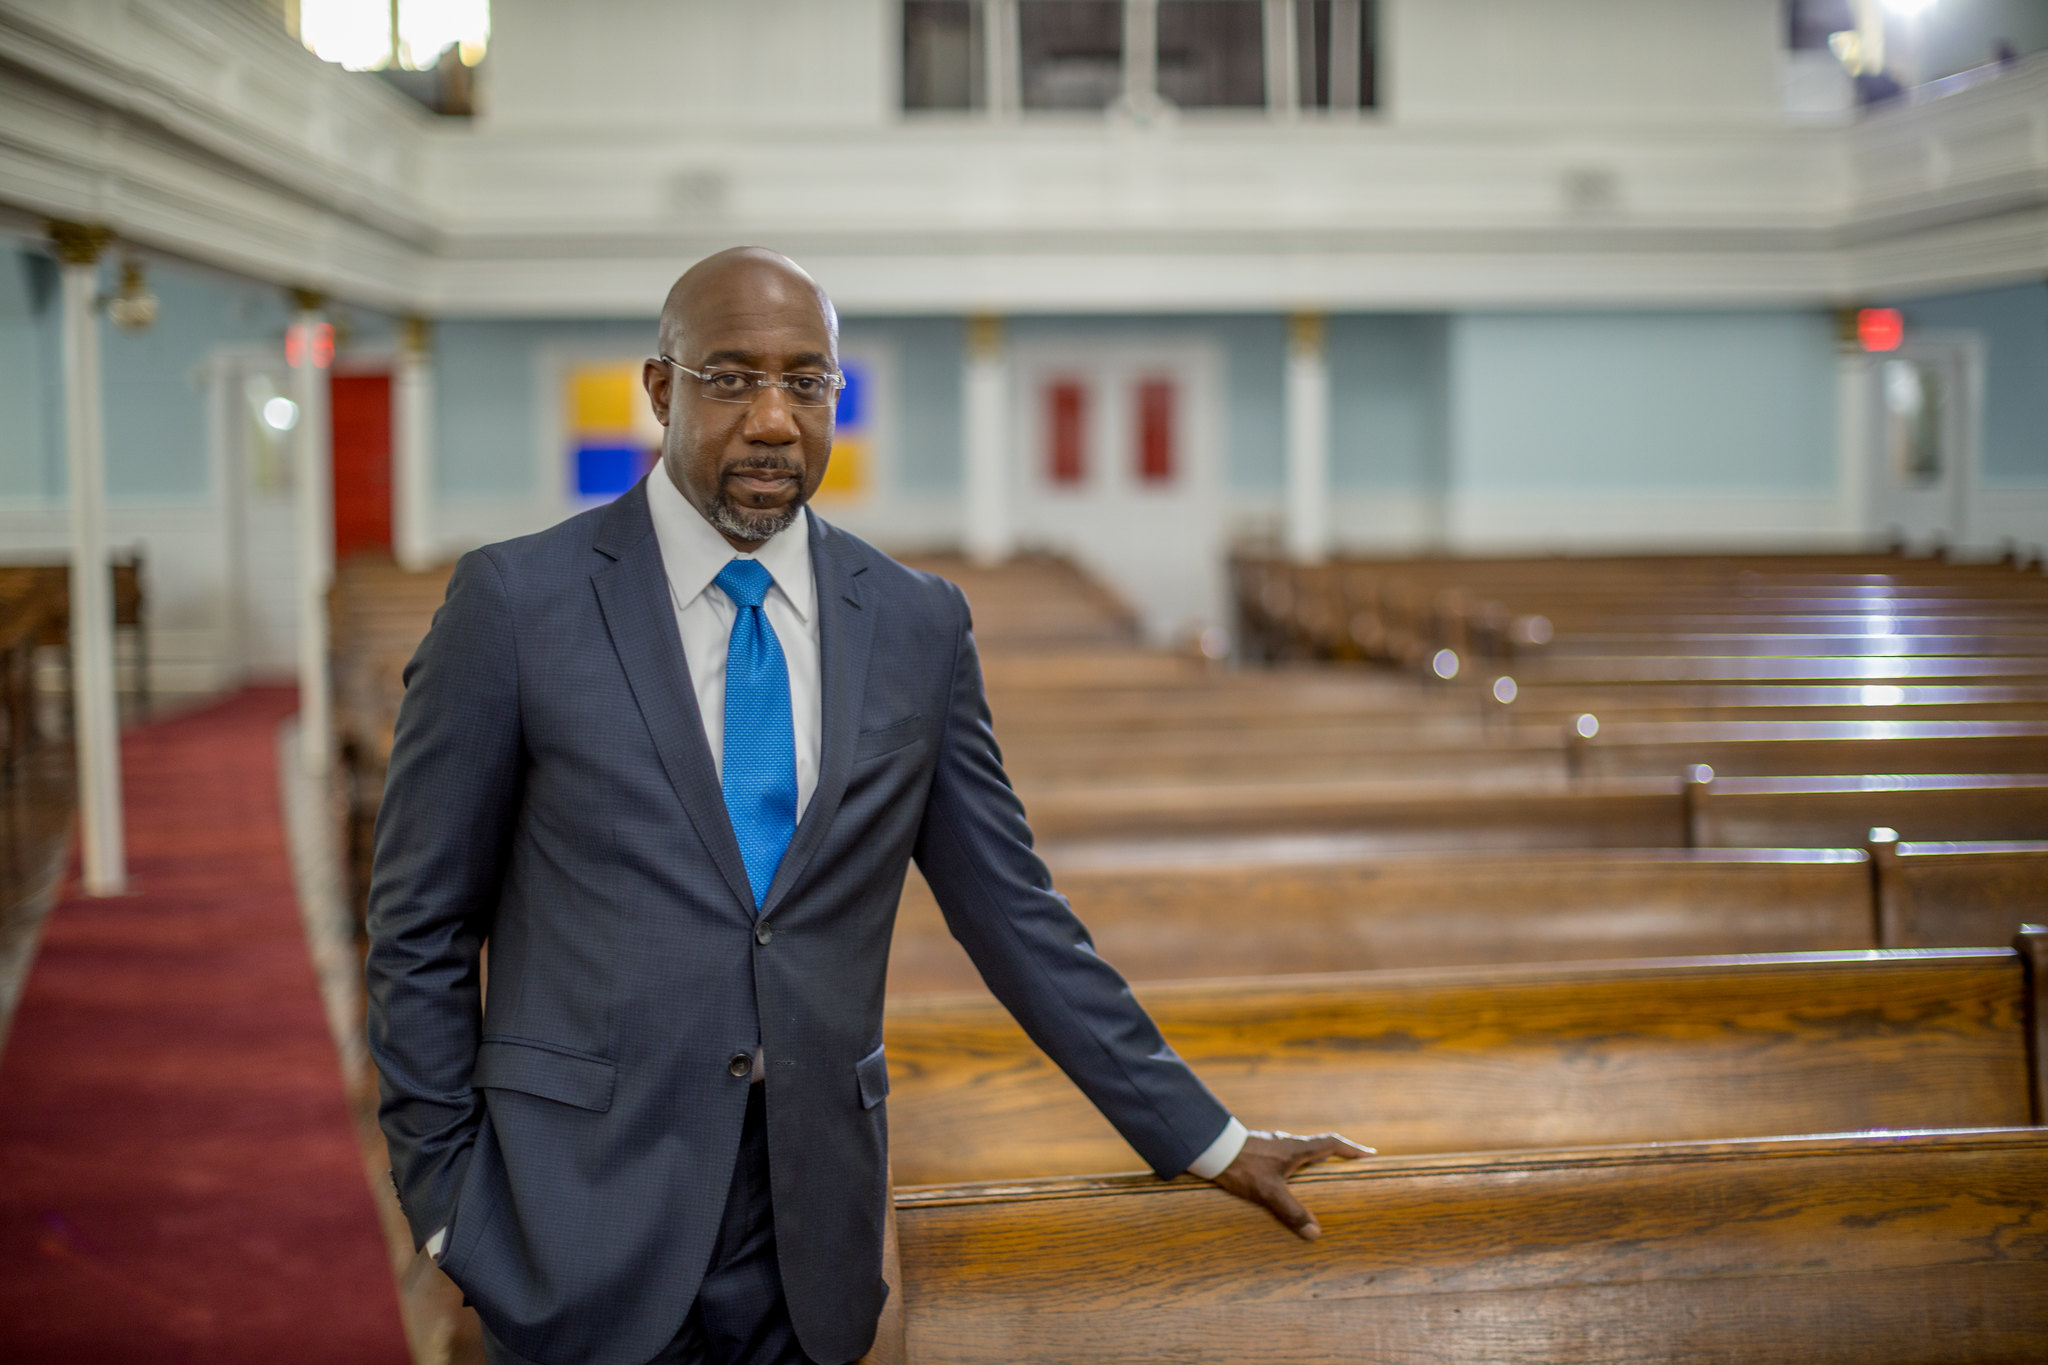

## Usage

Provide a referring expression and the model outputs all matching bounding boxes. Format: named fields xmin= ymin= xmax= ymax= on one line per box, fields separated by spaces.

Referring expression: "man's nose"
xmin=740 ymin=387 xmax=801 ymax=445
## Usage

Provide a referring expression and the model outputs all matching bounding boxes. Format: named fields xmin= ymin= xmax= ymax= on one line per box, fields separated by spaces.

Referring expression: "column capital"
xmin=289 ymin=286 xmax=328 ymax=312
xmin=967 ymin=313 xmax=1005 ymax=359
xmin=45 ymin=220 xmax=113 ymax=266
xmin=1288 ymin=311 xmax=1326 ymax=355
xmin=400 ymin=316 xmax=432 ymax=357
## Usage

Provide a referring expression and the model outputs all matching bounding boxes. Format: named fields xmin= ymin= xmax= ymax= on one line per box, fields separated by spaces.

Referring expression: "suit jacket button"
xmin=755 ymin=920 xmax=773 ymax=945
xmin=728 ymin=1052 xmax=752 ymax=1079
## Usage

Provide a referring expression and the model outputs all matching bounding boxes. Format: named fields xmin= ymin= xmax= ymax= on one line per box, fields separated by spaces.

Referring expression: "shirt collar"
xmin=646 ymin=462 xmax=814 ymax=623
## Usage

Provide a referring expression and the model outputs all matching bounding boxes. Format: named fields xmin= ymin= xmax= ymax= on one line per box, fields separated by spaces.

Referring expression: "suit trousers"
xmin=480 ymin=1084 xmax=817 ymax=1365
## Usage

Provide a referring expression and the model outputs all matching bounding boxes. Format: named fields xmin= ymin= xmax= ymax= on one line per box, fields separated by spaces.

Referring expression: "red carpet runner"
xmin=0 ymin=688 xmax=409 ymax=1364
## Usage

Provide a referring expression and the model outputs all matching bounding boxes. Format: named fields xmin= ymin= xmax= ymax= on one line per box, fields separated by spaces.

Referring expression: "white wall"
xmin=482 ymin=0 xmax=894 ymax=130
xmin=1385 ymin=0 xmax=1783 ymax=124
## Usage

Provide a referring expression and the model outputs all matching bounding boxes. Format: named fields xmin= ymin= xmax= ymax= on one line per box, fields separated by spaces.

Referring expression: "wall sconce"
xmin=103 ymin=258 xmax=159 ymax=332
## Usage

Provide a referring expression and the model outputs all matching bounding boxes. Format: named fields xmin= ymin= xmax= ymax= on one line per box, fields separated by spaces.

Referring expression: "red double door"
xmin=329 ymin=373 xmax=392 ymax=558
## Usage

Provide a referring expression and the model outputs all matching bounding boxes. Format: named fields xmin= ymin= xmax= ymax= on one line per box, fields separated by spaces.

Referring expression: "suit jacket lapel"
xmin=590 ymin=482 xmax=757 ymax=918
xmin=761 ymin=514 xmax=873 ymax=918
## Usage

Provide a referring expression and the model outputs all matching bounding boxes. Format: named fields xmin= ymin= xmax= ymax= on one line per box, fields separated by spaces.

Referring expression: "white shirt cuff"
xmin=1185 ymin=1117 xmax=1248 ymax=1180
xmin=425 ymin=1226 xmax=448 ymax=1260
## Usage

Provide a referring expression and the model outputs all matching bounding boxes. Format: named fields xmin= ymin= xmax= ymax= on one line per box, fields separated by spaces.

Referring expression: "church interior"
xmin=5 ymin=0 xmax=2048 ymax=1359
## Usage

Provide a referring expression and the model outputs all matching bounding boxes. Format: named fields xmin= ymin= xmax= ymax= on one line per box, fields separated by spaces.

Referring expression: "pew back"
xmin=1690 ymin=774 xmax=2048 ymax=847
xmin=889 ymin=849 xmax=1874 ymax=993
xmin=884 ymin=946 xmax=2039 ymax=1185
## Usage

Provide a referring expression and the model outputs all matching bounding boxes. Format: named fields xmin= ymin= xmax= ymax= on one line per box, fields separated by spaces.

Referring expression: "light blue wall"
xmin=0 ymin=247 xmax=378 ymax=506
xmin=1329 ymin=314 xmax=1448 ymax=491
xmin=1447 ymin=310 xmax=1838 ymax=493
xmin=431 ymin=318 xmax=651 ymax=501
xmin=1889 ymin=280 xmax=2048 ymax=485
xmin=1215 ymin=315 xmax=1287 ymax=493
xmin=101 ymin=265 xmax=300 ymax=502
xmin=842 ymin=317 xmax=964 ymax=494
xmin=0 ymin=249 xmax=62 ymax=502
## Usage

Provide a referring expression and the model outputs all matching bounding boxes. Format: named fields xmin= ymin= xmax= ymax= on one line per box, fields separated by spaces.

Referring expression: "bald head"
xmin=658 ymin=247 xmax=839 ymax=366
xmin=643 ymin=246 xmax=842 ymax=551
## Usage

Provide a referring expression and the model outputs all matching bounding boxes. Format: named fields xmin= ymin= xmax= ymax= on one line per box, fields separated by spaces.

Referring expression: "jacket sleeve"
xmin=911 ymin=585 xmax=1231 ymax=1179
xmin=363 ymin=548 xmax=527 ymax=1248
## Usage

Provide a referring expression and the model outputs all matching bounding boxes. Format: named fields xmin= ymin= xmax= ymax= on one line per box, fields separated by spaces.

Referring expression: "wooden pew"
xmin=888 ymin=848 xmax=1875 ymax=993
xmin=889 ymin=1128 xmax=2048 ymax=1364
xmin=1019 ymin=774 xmax=1686 ymax=845
xmin=1020 ymin=770 xmax=2048 ymax=849
xmin=1873 ymin=838 xmax=2048 ymax=949
xmin=882 ymin=937 xmax=2043 ymax=1185
xmin=0 ymin=555 xmax=149 ymax=715
xmin=1687 ymin=772 xmax=2048 ymax=847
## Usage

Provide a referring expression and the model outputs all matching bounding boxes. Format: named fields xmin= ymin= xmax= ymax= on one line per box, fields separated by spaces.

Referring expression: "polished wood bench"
xmin=882 ymin=936 xmax=2044 ymax=1186
xmin=889 ymin=848 xmax=1876 ymax=993
xmin=1874 ymin=839 xmax=2048 ymax=950
xmin=1688 ymin=772 xmax=2048 ymax=847
xmin=1018 ymin=773 xmax=1686 ymax=845
xmin=881 ymin=1128 xmax=2048 ymax=1364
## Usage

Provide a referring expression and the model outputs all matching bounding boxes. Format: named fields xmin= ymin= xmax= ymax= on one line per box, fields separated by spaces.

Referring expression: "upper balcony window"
xmin=903 ymin=0 xmax=1376 ymax=118
xmin=1021 ymin=1 xmax=1125 ymax=111
xmin=292 ymin=0 xmax=489 ymax=115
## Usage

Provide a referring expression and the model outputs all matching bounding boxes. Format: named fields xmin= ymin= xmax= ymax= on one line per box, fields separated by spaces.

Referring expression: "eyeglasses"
xmin=659 ymin=355 xmax=845 ymax=408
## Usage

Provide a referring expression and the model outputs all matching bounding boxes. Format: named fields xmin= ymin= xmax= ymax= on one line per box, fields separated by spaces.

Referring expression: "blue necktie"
xmin=714 ymin=559 xmax=797 ymax=911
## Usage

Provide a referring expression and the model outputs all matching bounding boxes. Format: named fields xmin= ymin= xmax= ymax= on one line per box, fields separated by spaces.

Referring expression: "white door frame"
xmin=1836 ymin=328 xmax=1984 ymax=551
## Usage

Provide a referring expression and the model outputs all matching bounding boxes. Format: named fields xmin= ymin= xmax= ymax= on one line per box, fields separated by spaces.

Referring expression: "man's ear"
xmin=642 ymin=359 xmax=673 ymax=428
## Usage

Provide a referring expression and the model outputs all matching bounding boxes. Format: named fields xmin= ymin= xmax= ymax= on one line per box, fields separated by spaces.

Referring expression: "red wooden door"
xmin=329 ymin=373 xmax=392 ymax=558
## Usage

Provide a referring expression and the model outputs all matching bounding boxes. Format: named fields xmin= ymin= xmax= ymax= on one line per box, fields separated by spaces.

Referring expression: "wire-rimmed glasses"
xmin=658 ymin=355 xmax=844 ymax=408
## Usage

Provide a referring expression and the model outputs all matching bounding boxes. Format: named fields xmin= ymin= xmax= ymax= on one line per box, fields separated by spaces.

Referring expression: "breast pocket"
xmin=854 ymin=713 xmax=924 ymax=765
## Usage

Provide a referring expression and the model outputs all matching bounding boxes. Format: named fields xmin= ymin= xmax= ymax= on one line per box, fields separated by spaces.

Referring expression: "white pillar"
xmin=392 ymin=316 xmax=436 ymax=570
xmin=1285 ymin=311 xmax=1331 ymax=563
xmin=983 ymin=0 xmax=1019 ymax=118
xmin=1328 ymin=0 xmax=1363 ymax=112
xmin=962 ymin=314 xmax=1013 ymax=566
xmin=1264 ymin=0 xmax=1299 ymax=118
xmin=50 ymin=221 xmax=126 ymax=896
xmin=1120 ymin=0 xmax=1160 ymax=120
xmin=290 ymin=291 xmax=333 ymax=775
xmin=1836 ymin=331 xmax=1873 ymax=547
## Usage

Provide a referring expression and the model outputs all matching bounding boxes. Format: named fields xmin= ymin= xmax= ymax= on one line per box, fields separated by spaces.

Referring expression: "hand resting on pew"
xmin=1209 ymin=1129 xmax=1375 ymax=1240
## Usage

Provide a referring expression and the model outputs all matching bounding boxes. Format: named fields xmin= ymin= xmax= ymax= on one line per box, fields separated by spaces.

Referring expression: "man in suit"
xmin=366 ymin=247 xmax=1367 ymax=1365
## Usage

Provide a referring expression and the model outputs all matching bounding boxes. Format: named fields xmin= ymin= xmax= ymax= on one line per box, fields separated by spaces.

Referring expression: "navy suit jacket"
xmin=365 ymin=479 xmax=1230 ymax=1365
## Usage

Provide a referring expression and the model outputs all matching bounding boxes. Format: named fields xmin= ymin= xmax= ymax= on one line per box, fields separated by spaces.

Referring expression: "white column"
xmin=962 ymin=314 xmax=1013 ymax=566
xmin=1264 ymin=0 xmax=1299 ymax=118
xmin=1836 ymin=330 xmax=1873 ymax=547
xmin=290 ymin=292 xmax=334 ymax=774
xmin=50 ymin=221 xmax=126 ymax=896
xmin=1121 ymin=0 xmax=1160 ymax=119
xmin=1328 ymin=0 xmax=1363 ymax=112
xmin=1285 ymin=311 xmax=1331 ymax=563
xmin=392 ymin=316 xmax=436 ymax=570
xmin=983 ymin=0 xmax=1019 ymax=118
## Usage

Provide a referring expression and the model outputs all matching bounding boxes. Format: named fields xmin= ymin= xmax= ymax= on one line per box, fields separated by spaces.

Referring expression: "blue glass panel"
xmin=835 ymin=362 xmax=866 ymax=429
xmin=576 ymin=444 xmax=642 ymax=498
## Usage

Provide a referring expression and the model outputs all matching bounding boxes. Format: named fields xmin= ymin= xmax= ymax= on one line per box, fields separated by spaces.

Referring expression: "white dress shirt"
xmin=425 ymin=473 xmax=1238 ymax=1261
xmin=646 ymin=462 xmax=822 ymax=817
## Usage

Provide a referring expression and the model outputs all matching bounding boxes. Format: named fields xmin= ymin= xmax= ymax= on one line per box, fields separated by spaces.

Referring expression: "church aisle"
xmin=0 ymin=687 xmax=410 ymax=1364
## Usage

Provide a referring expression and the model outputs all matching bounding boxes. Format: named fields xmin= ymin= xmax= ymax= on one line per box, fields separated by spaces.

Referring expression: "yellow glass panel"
xmin=571 ymin=366 xmax=638 ymax=434
xmin=816 ymin=437 xmax=868 ymax=502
